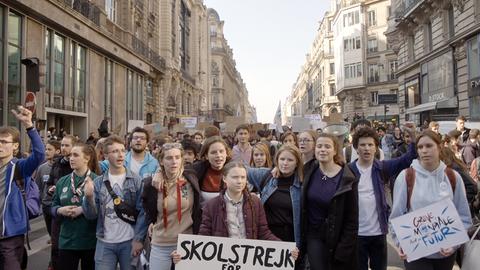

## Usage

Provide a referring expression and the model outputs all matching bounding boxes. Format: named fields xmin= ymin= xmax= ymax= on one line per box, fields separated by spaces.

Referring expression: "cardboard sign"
xmin=390 ymin=198 xmax=469 ymax=262
xmin=144 ymin=123 xmax=166 ymax=136
xmin=175 ymin=234 xmax=296 ymax=270
xmin=127 ymin=120 xmax=144 ymax=133
xmin=197 ymin=122 xmax=212 ymax=131
xmin=172 ymin=123 xmax=186 ymax=134
xmin=291 ymin=117 xmax=311 ymax=132
xmin=180 ymin=117 xmax=198 ymax=129
xmin=224 ymin=117 xmax=245 ymax=133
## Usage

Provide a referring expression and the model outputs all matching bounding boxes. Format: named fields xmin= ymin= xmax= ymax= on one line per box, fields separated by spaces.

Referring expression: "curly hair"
xmin=352 ymin=127 xmax=380 ymax=149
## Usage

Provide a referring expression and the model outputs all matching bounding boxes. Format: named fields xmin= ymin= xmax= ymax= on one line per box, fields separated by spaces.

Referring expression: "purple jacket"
xmin=199 ymin=190 xmax=279 ymax=241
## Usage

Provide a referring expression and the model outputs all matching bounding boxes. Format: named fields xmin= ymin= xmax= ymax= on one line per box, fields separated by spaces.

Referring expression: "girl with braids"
xmin=197 ymin=161 xmax=279 ymax=240
xmin=51 ymin=143 xmax=100 ymax=270
xmin=141 ymin=143 xmax=201 ymax=270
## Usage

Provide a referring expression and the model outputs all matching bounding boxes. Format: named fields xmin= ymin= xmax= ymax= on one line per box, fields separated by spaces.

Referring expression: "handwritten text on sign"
xmin=175 ymin=234 xmax=296 ymax=270
xmin=390 ymin=198 xmax=469 ymax=262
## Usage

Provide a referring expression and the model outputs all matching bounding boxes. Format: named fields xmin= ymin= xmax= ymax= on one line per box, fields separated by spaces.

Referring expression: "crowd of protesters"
xmin=2 ymin=108 xmax=480 ymax=270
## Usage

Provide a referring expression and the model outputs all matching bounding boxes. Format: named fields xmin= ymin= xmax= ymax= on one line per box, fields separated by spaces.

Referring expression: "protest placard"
xmin=291 ymin=117 xmax=311 ymax=132
xmin=225 ymin=116 xmax=244 ymax=133
xmin=127 ymin=120 xmax=144 ymax=132
xmin=197 ymin=122 xmax=212 ymax=131
xmin=180 ymin=117 xmax=198 ymax=129
xmin=175 ymin=234 xmax=296 ymax=270
xmin=144 ymin=123 xmax=166 ymax=136
xmin=390 ymin=198 xmax=469 ymax=262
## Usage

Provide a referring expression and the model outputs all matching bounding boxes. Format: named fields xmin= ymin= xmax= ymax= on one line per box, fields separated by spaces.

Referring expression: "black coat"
xmin=301 ymin=161 xmax=359 ymax=270
xmin=141 ymin=169 xmax=202 ymax=234
xmin=42 ymin=156 xmax=73 ymax=208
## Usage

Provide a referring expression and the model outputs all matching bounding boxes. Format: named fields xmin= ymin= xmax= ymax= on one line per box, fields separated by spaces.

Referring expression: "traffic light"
xmin=21 ymin=57 xmax=42 ymax=92
xmin=384 ymin=104 xmax=390 ymax=113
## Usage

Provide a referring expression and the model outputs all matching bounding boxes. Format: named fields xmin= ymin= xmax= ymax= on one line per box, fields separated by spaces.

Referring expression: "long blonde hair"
xmin=274 ymin=144 xmax=304 ymax=181
xmin=250 ymin=142 xmax=273 ymax=168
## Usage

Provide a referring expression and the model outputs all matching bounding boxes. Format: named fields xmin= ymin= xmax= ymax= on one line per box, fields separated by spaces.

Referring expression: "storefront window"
xmin=7 ymin=11 xmax=21 ymax=127
xmin=468 ymin=35 xmax=480 ymax=119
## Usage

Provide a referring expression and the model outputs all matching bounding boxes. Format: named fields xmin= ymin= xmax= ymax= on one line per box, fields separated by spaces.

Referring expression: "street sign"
xmin=25 ymin=92 xmax=36 ymax=113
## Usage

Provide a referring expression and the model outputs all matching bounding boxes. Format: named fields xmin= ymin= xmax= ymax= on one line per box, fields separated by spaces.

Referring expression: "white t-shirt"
xmin=357 ymin=164 xmax=382 ymax=236
xmin=130 ymin=158 xmax=142 ymax=176
xmin=101 ymin=173 xmax=135 ymax=243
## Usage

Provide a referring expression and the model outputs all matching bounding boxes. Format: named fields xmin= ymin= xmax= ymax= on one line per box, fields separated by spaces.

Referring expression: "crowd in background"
xmin=2 ymin=108 xmax=480 ymax=270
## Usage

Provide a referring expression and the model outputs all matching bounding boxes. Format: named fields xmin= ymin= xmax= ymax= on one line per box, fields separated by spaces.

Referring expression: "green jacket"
xmin=52 ymin=172 xmax=97 ymax=250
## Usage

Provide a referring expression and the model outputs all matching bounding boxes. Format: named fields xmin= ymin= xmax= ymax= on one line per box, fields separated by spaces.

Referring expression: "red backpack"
xmin=405 ymin=167 xmax=456 ymax=211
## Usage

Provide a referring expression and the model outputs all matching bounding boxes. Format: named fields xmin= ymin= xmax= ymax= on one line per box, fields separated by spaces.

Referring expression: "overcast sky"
xmin=203 ymin=0 xmax=331 ymax=123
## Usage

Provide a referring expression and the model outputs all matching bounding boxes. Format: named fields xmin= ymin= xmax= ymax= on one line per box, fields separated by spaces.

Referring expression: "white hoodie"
xmin=389 ymin=159 xmax=472 ymax=259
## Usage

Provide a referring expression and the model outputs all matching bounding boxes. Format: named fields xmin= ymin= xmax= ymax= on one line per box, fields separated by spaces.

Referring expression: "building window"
xmin=179 ymin=1 xmax=190 ymax=71
xmin=344 ymin=62 xmax=362 ymax=79
xmin=53 ymin=33 xmax=65 ymax=108
xmin=420 ymin=51 xmax=454 ymax=100
xmin=387 ymin=6 xmax=391 ymax=18
xmin=424 ymin=21 xmax=433 ymax=52
xmin=329 ymin=40 xmax=333 ymax=54
xmin=105 ymin=59 xmax=113 ymax=119
xmin=343 ymin=10 xmax=360 ymax=27
xmin=0 ymin=7 xmax=3 ymax=126
xmin=405 ymin=79 xmax=420 ymax=108
xmin=171 ymin=0 xmax=176 ymax=56
xmin=146 ymin=79 xmax=153 ymax=101
xmin=105 ymin=0 xmax=117 ymax=22
xmin=371 ymin=91 xmax=378 ymax=105
xmin=70 ymin=43 xmax=86 ymax=112
xmin=344 ymin=37 xmax=361 ymax=51
xmin=7 ymin=11 xmax=22 ymax=127
xmin=468 ymin=35 xmax=480 ymax=119
xmin=447 ymin=7 xmax=455 ymax=38
xmin=330 ymin=63 xmax=335 ymax=75
xmin=389 ymin=60 xmax=398 ymax=80
xmin=408 ymin=34 xmax=415 ymax=61
xmin=367 ymin=10 xmax=377 ymax=27
xmin=307 ymin=85 xmax=313 ymax=109
xmin=329 ymin=83 xmax=335 ymax=96
xmin=368 ymin=64 xmax=379 ymax=83
xmin=368 ymin=38 xmax=378 ymax=53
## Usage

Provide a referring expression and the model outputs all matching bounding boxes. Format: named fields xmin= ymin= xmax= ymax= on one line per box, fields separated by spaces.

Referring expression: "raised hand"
xmin=11 ymin=105 xmax=33 ymax=128
xmin=83 ymin=177 xmax=94 ymax=198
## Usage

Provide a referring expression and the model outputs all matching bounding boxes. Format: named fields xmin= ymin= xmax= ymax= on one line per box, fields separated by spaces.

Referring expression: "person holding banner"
xmin=301 ymin=133 xmax=358 ymax=270
xmin=191 ymin=136 xmax=231 ymax=205
xmin=250 ymin=142 xmax=273 ymax=169
xmin=142 ymin=142 xmax=202 ymax=270
xmin=390 ymin=130 xmax=472 ymax=270
xmin=51 ymin=143 xmax=100 ymax=270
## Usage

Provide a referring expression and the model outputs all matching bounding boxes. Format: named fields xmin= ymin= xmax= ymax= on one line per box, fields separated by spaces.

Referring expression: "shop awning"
xmin=406 ymin=102 xmax=437 ymax=114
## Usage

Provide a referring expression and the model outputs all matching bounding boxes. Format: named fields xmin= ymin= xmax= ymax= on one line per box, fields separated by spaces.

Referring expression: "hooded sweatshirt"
xmin=389 ymin=159 xmax=472 ymax=259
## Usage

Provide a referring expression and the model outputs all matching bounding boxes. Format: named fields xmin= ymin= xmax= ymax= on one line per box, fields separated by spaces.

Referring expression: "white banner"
xmin=390 ymin=198 xmax=469 ymax=262
xmin=180 ymin=117 xmax=198 ymax=129
xmin=175 ymin=234 xmax=296 ymax=270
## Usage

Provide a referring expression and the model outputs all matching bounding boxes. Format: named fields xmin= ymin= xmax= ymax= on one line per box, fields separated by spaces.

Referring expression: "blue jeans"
xmin=150 ymin=244 xmax=176 ymax=270
xmin=94 ymin=239 xmax=132 ymax=270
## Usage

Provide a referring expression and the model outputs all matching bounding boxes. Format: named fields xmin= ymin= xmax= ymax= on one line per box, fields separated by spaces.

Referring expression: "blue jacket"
xmin=82 ymin=168 xmax=148 ymax=243
xmin=247 ymin=168 xmax=302 ymax=248
xmin=2 ymin=128 xmax=45 ymax=238
xmin=100 ymin=151 xmax=159 ymax=179
xmin=349 ymin=142 xmax=417 ymax=235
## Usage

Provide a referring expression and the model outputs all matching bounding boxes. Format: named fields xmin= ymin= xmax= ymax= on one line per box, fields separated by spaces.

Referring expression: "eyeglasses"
xmin=298 ymin=139 xmax=314 ymax=143
xmin=0 ymin=140 xmax=14 ymax=145
xmin=132 ymin=136 xmax=147 ymax=141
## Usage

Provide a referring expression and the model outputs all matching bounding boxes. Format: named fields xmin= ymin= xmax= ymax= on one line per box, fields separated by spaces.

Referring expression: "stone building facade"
xmin=208 ymin=8 xmax=252 ymax=123
xmin=386 ymin=0 xmax=480 ymax=125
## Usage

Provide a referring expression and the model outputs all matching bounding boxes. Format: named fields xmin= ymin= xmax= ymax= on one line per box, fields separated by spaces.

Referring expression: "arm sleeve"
xmin=133 ymin=180 xmax=148 ymax=242
xmin=50 ymin=180 xmax=62 ymax=218
xmin=18 ymin=128 xmax=46 ymax=179
xmin=198 ymin=204 xmax=213 ymax=236
xmin=452 ymin=172 xmax=473 ymax=231
xmin=389 ymin=169 xmax=408 ymax=247
xmin=334 ymin=179 xmax=359 ymax=262
xmin=246 ymin=167 xmax=271 ymax=191
xmin=81 ymin=177 xmax=100 ymax=220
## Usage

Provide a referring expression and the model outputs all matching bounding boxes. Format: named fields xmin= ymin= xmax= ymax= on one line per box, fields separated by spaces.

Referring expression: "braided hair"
xmin=222 ymin=161 xmax=257 ymax=239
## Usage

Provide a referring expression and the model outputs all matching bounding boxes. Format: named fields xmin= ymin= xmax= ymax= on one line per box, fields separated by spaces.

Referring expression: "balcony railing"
xmin=132 ymin=36 xmax=166 ymax=71
xmin=67 ymin=0 xmax=101 ymax=26
xmin=395 ymin=0 xmax=424 ymax=18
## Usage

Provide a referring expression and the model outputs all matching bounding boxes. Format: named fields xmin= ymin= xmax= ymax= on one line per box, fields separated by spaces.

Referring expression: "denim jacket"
xmin=246 ymin=168 xmax=302 ymax=248
xmin=82 ymin=167 xmax=147 ymax=242
xmin=100 ymin=151 xmax=159 ymax=179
